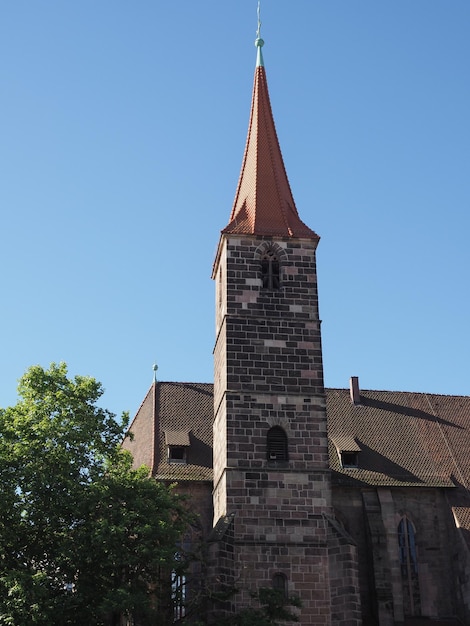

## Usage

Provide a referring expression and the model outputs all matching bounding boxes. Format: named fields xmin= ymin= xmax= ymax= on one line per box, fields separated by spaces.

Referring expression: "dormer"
xmin=330 ymin=435 xmax=361 ymax=469
xmin=165 ymin=430 xmax=190 ymax=465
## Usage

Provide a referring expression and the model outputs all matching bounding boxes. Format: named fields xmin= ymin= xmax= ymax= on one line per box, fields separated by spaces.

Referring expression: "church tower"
xmin=211 ymin=20 xmax=340 ymax=625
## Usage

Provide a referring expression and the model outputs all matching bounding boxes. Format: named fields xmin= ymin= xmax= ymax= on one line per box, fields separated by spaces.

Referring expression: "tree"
xmin=189 ymin=587 xmax=301 ymax=626
xmin=0 ymin=363 xmax=192 ymax=626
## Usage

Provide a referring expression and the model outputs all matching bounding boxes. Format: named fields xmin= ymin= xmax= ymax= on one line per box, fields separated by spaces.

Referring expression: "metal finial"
xmin=255 ymin=1 xmax=264 ymax=67
xmin=256 ymin=1 xmax=261 ymax=40
xmin=152 ymin=362 xmax=158 ymax=383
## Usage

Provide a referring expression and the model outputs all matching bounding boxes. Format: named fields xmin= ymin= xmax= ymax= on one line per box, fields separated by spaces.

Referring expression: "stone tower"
xmin=210 ymin=28 xmax=344 ymax=625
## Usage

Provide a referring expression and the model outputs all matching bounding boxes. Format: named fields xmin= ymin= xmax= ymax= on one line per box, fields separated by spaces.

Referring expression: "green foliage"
xmin=0 ymin=363 xmax=192 ymax=626
xmin=188 ymin=587 xmax=301 ymax=626
xmin=217 ymin=588 xmax=301 ymax=626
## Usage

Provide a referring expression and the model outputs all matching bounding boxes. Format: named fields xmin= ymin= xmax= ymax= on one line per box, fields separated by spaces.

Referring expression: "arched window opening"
xmin=172 ymin=568 xmax=186 ymax=620
xmin=272 ymin=572 xmax=288 ymax=598
xmin=398 ymin=516 xmax=421 ymax=616
xmin=261 ymin=248 xmax=280 ymax=290
xmin=172 ymin=541 xmax=190 ymax=621
xmin=267 ymin=426 xmax=288 ymax=462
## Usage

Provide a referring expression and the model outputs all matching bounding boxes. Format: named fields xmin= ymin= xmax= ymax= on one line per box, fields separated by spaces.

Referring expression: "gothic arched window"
xmin=261 ymin=248 xmax=280 ymax=290
xmin=398 ymin=515 xmax=421 ymax=616
xmin=267 ymin=426 xmax=288 ymax=462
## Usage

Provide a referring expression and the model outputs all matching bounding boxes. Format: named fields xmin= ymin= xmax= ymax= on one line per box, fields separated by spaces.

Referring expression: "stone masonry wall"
xmin=122 ymin=385 xmax=155 ymax=470
xmin=234 ymin=540 xmax=332 ymax=626
xmin=212 ymin=234 xmax=335 ymax=625
xmin=326 ymin=516 xmax=362 ymax=626
xmin=333 ymin=485 xmax=462 ymax=624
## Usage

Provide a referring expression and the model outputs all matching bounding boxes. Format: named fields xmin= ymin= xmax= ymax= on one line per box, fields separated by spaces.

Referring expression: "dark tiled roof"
xmin=127 ymin=383 xmax=470 ymax=490
xmin=164 ymin=430 xmax=190 ymax=446
xmin=453 ymin=506 xmax=470 ymax=530
xmin=154 ymin=382 xmax=213 ymax=482
xmin=327 ymin=389 xmax=466 ymax=488
xmin=330 ymin=434 xmax=361 ymax=453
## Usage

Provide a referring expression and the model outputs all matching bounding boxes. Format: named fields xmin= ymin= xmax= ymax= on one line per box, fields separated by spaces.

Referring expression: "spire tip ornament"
xmin=255 ymin=1 xmax=264 ymax=67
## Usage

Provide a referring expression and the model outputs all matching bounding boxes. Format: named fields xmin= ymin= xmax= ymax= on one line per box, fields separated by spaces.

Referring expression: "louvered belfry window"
xmin=261 ymin=248 xmax=280 ymax=290
xmin=267 ymin=426 xmax=288 ymax=461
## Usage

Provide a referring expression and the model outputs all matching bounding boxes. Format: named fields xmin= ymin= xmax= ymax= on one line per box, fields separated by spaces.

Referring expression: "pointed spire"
xmin=222 ymin=9 xmax=318 ymax=240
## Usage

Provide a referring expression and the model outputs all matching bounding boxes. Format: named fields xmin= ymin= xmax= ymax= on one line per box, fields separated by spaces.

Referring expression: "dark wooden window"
xmin=261 ymin=249 xmax=280 ymax=290
xmin=267 ymin=426 xmax=288 ymax=461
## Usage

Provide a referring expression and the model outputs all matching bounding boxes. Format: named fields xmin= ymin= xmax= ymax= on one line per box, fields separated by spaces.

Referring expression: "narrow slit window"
xmin=267 ymin=426 xmax=288 ymax=462
xmin=272 ymin=572 xmax=288 ymax=598
xmin=261 ymin=249 xmax=280 ymax=290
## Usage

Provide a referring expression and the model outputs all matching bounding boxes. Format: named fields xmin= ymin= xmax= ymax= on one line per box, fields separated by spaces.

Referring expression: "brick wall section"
xmin=206 ymin=517 xmax=235 ymax=622
xmin=221 ymin=236 xmax=324 ymax=396
xmin=175 ymin=481 xmax=213 ymax=540
xmin=234 ymin=542 xmax=331 ymax=625
xmin=332 ymin=487 xmax=373 ymax=623
xmin=362 ymin=490 xmax=395 ymax=626
xmin=122 ymin=384 xmax=156 ymax=471
xmin=212 ymin=234 xmax=335 ymax=625
xmin=326 ymin=516 xmax=362 ymax=626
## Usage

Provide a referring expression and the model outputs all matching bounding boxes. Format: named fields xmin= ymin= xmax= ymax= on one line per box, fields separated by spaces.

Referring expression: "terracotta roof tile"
xmin=223 ymin=64 xmax=318 ymax=240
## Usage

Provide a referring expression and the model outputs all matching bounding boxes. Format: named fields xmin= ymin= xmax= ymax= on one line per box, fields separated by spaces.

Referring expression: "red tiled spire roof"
xmin=222 ymin=38 xmax=318 ymax=240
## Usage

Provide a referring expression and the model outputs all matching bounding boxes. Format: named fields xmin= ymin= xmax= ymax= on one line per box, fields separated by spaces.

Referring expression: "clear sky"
xmin=1 ymin=1 xmax=469 ymax=420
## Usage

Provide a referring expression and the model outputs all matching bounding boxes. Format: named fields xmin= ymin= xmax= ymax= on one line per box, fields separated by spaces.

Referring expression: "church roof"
xmin=327 ymin=388 xmax=470 ymax=489
xmin=222 ymin=37 xmax=318 ymax=240
xmin=124 ymin=383 xmax=470 ymax=496
xmin=123 ymin=382 xmax=213 ymax=482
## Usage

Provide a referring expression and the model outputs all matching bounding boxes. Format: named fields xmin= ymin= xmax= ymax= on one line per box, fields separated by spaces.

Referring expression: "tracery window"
xmin=172 ymin=565 xmax=186 ymax=620
xmin=261 ymin=248 xmax=280 ymax=290
xmin=398 ymin=515 xmax=421 ymax=616
xmin=267 ymin=426 xmax=288 ymax=462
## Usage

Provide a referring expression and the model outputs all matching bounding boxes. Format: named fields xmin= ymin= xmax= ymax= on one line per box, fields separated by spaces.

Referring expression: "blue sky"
xmin=1 ymin=1 xmax=469 ymax=420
